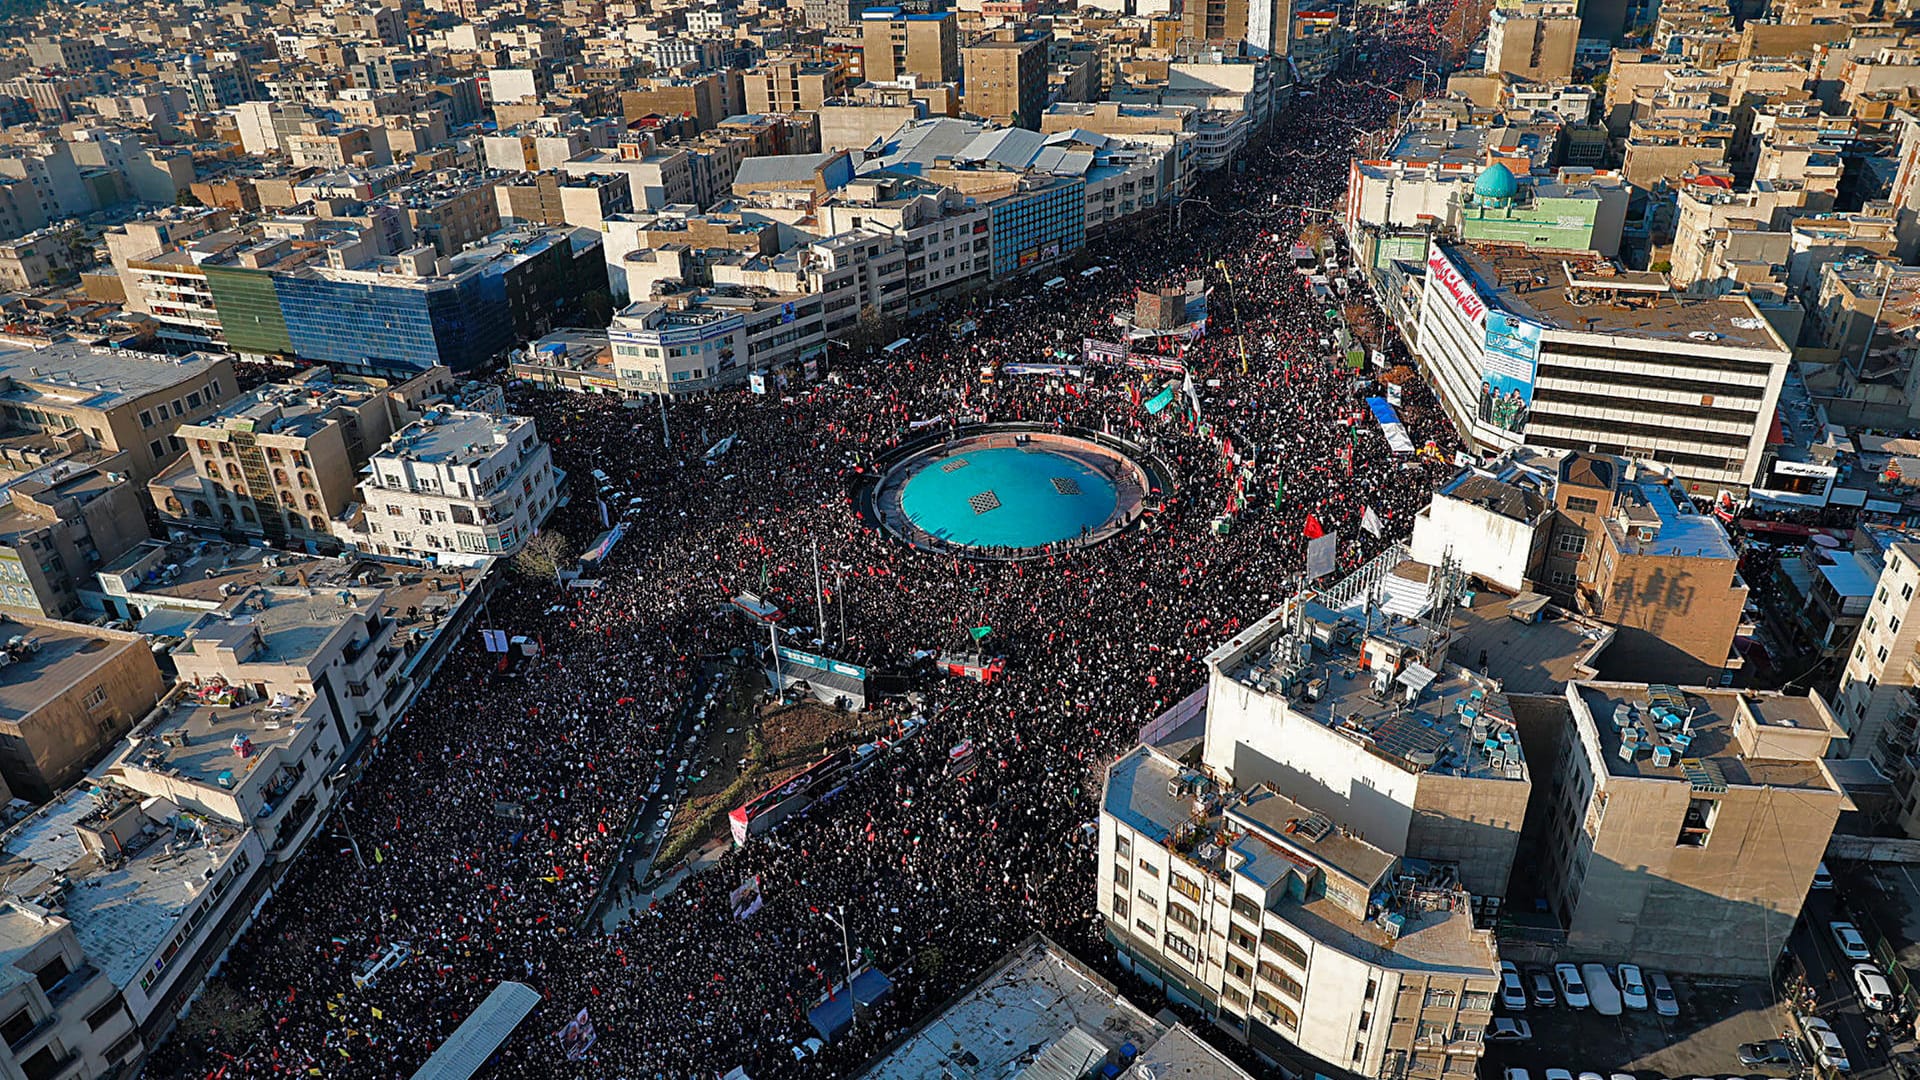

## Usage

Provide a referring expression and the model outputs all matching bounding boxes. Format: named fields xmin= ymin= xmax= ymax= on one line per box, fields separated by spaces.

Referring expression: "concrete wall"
xmin=1408 ymin=770 xmax=1531 ymax=898
xmin=1410 ymin=496 xmax=1539 ymax=594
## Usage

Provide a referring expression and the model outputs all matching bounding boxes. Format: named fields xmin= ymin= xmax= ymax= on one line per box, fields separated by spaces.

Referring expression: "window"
xmin=1226 ymin=955 xmax=1253 ymax=983
xmin=1171 ymin=874 xmax=1202 ymax=902
xmin=1229 ymin=924 xmax=1257 ymax=953
xmin=1115 ymin=835 xmax=1130 ymax=860
xmin=138 ymin=409 xmax=153 ymax=428
xmin=1423 ymin=988 xmax=1456 ymax=1009
xmin=1113 ymin=865 xmax=1130 ymax=889
xmin=1136 ymin=858 xmax=1158 ymax=877
xmin=1866 ymin=617 xmax=1877 ymax=635
xmin=1566 ymin=496 xmax=1599 ymax=513
xmin=84 ymin=999 xmax=124 ymax=1031
xmin=1904 ymin=583 xmax=1914 ymax=602
xmin=1112 ymin=894 xmax=1129 ymax=920
xmin=1230 ymin=894 xmax=1259 ymax=921
xmin=1550 ymin=570 xmax=1577 ymax=588
xmin=1555 ymin=531 xmax=1587 ymax=554
xmin=1879 ymin=645 xmax=1890 ymax=665
xmin=81 ymin=686 xmax=105 ymax=711
xmin=149 ymin=440 xmax=164 ymax=459
xmin=1135 ymin=888 xmax=1157 ymax=909
xmin=1167 ymin=901 xmax=1200 ymax=933
xmin=1258 ymin=962 xmax=1303 ymax=999
xmin=0 ymin=1007 xmax=34 ymax=1047
xmin=1163 ymin=929 xmax=1197 ymax=963
xmin=1261 ymin=928 xmax=1308 ymax=967
xmin=1893 ymin=616 xmax=1903 ymax=635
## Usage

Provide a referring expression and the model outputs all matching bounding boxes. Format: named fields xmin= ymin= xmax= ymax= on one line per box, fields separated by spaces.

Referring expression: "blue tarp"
xmin=807 ymin=967 xmax=893 ymax=1042
xmin=1366 ymin=397 xmax=1416 ymax=454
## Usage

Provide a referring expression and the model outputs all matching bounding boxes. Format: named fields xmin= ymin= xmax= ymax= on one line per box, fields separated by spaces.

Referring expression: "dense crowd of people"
xmin=157 ymin=14 xmax=1463 ymax=1080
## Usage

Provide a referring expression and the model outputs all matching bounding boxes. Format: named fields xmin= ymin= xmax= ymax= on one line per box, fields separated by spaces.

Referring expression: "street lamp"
xmin=818 ymin=904 xmax=857 ymax=1031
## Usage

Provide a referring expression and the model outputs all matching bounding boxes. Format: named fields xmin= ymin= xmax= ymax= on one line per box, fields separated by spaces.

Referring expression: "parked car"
xmin=1555 ymin=964 xmax=1591 ymax=1009
xmin=1503 ymin=1070 xmax=1530 ymax=1080
xmin=1529 ymin=969 xmax=1558 ymax=1008
xmin=1853 ymin=963 xmax=1896 ymax=1011
xmin=1813 ymin=861 xmax=1834 ymax=890
xmin=1831 ymin=921 xmax=1872 ymax=961
xmin=1617 ymin=964 xmax=1648 ymax=1011
xmin=1647 ymin=970 xmax=1679 ymax=1017
xmin=1581 ymin=963 xmax=1622 ymax=1016
xmin=1543 ymin=1070 xmax=1574 ymax=1080
xmin=1738 ymin=1039 xmax=1796 ymax=1067
xmin=1500 ymin=961 xmax=1528 ymax=1011
xmin=1488 ymin=1018 xmax=1532 ymax=1042
xmin=1577 ymin=1073 xmax=1604 ymax=1080
xmin=1800 ymin=1016 xmax=1851 ymax=1072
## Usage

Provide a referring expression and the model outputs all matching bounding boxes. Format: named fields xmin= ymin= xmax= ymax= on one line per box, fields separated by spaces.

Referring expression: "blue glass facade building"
xmin=275 ymin=276 xmax=511 ymax=376
xmin=988 ymin=178 xmax=1085 ymax=279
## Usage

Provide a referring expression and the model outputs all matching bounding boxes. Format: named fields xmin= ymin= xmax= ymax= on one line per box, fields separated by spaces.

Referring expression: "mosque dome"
xmin=1473 ymin=163 xmax=1520 ymax=203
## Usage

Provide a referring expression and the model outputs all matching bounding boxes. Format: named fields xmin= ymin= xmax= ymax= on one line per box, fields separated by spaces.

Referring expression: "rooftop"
xmin=126 ymin=687 xmax=317 ymax=791
xmin=376 ymin=410 xmax=531 ymax=469
xmin=0 ymin=783 xmax=249 ymax=992
xmin=175 ymin=583 xmax=380 ymax=670
xmin=1572 ymin=682 xmax=1843 ymax=790
xmin=1444 ymin=244 xmax=1789 ymax=354
xmin=1446 ymin=590 xmax=1612 ymax=696
xmin=187 ymin=374 xmax=382 ymax=440
xmin=0 ymin=619 xmax=142 ymax=727
xmin=1603 ymin=476 xmax=1738 ymax=561
xmin=0 ymin=342 xmax=220 ymax=412
xmin=856 ymin=934 xmax=1172 ymax=1080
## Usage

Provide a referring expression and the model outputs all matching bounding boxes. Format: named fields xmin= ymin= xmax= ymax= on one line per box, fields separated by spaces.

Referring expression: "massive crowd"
xmin=157 ymin=14 xmax=1462 ymax=1080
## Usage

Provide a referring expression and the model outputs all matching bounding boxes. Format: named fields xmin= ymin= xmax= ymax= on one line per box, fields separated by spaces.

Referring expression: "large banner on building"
xmin=1425 ymin=245 xmax=1487 ymax=327
xmin=1481 ymin=311 xmax=1543 ymax=434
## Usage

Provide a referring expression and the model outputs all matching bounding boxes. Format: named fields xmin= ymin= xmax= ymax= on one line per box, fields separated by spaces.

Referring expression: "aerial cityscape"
xmin=1 ymin=0 xmax=1919 ymax=1076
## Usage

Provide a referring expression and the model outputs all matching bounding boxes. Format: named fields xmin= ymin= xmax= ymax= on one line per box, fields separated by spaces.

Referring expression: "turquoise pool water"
xmin=899 ymin=446 xmax=1119 ymax=550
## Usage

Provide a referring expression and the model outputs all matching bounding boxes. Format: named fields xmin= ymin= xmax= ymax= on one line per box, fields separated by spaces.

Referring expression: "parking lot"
xmin=1484 ymin=970 xmax=1790 ymax=1078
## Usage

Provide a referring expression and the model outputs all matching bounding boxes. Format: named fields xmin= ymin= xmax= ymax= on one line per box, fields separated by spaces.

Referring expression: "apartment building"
xmin=1406 ymin=242 xmax=1793 ymax=492
xmin=150 ymin=368 xmax=445 ymax=551
xmin=861 ymin=8 xmax=959 ymax=85
xmin=1484 ymin=2 xmax=1581 ymax=82
xmin=964 ymin=34 xmax=1050 ymax=130
xmin=1827 ymin=533 xmax=1920 ymax=768
xmin=0 ymin=616 xmax=165 ymax=803
xmin=495 ymin=171 xmax=633 ymax=230
xmin=0 ymin=458 xmax=152 ymax=622
xmin=819 ymin=174 xmax=991 ymax=312
xmin=1537 ymin=682 xmax=1848 ymax=975
xmin=741 ymin=59 xmax=847 ymax=114
xmin=0 ymin=343 xmax=237 ymax=486
xmin=1410 ymin=450 xmax=1749 ymax=683
xmin=1099 ymin=581 xmax=1521 ymax=1078
xmin=345 ymin=411 xmax=562 ymax=565
xmin=0 ymin=902 xmax=143 ymax=1078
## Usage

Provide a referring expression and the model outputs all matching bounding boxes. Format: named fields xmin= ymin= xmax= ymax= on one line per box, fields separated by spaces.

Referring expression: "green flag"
xmin=1273 ymin=478 xmax=1285 ymax=508
xmin=969 ymin=626 xmax=993 ymax=641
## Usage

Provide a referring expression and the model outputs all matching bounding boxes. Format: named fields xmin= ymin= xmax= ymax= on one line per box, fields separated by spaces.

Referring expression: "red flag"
xmin=1303 ymin=514 xmax=1325 ymax=540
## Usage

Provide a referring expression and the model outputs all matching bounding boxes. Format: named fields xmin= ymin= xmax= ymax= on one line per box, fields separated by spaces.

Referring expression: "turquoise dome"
xmin=1474 ymin=163 xmax=1519 ymax=202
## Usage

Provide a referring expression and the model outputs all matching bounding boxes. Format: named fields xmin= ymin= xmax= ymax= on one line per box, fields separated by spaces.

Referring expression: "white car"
xmin=1647 ymin=970 xmax=1679 ymax=1017
xmin=1831 ymin=921 xmax=1872 ymax=961
xmin=1487 ymin=1017 xmax=1532 ymax=1042
xmin=1500 ymin=961 xmax=1528 ymax=1010
xmin=1580 ymin=963 xmax=1622 ymax=1016
xmin=1555 ymin=963 xmax=1591 ymax=1009
xmin=1544 ymin=1070 xmax=1574 ymax=1080
xmin=1616 ymin=964 xmax=1649 ymax=1011
xmin=1503 ymin=1070 xmax=1530 ymax=1080
xmin=1801 ymin=1016 xmax=1851 ymax=1072
xmin=1853 ymin=963 xmax=1895 ymax=1011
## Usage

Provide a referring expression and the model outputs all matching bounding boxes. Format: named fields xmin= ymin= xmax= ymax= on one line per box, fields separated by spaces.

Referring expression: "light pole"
xmin=819 ymin=904 xmax=857 ymax=1031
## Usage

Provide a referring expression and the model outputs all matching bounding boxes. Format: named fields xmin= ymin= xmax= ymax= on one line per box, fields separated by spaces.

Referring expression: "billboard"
xmin=1481 ymin=311 xmax=1543 ymax=434
xmin=1425 ymin=246 xmax=1487 ymax=327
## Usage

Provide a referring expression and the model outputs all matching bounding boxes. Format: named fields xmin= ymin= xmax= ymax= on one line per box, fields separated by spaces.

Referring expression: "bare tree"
xmin=175 ymin=979 xmax=266 ymax=1050
xmin=510 ymin=530 xmax=573 ymax=580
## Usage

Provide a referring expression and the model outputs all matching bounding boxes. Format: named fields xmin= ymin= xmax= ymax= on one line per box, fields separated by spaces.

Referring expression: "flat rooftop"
xmin=1573 ymin=682 xmax=1841 ymax=790
xmin=0 ymin=343 xmax=220 ymax=411
xmin=379 ymin=410 xmax=528 ymax=468
xmin=856 ymin=935 xmax=1169 ymax=1080
xmin=0 ymin=784 xmax=248 ymax=992
xmin=1446 ymin=590 xmax=1612 ymax=696
xmin=1445 ymin=244 xmax=1788 ymax=354
xmin=1604 ymin=478 xmax=1738 ymax=561
xmin=178 ymin=584 xmax=380 ymax=668
xmin=0 ymin=621 xmax=141 ymax=726
xmin=131 ymin=689 xmax=316 ymax=790
xmin=193 ymin=376 xmax=380 ymax=440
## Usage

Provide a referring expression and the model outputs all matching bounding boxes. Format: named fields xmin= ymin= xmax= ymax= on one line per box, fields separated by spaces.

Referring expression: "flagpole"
xmin=812 ymin=540 xmax=827 ymax=648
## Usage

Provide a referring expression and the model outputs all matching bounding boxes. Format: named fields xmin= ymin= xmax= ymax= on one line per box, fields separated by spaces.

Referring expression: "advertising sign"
xmin=1481 ymin=310 xmax=1543 ymax=434
xmin=1426 ymin=246 xmax=1487 ymax=326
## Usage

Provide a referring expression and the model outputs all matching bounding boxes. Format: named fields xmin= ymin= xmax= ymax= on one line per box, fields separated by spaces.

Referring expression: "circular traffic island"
xmin=868 ymin=427 xmax=1161 ymax=560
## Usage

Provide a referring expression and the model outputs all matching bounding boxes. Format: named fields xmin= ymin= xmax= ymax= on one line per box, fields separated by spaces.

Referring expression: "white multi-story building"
xmin=1098 ymin=570 xmax=1522 ymax=1079
xmin=820 ymin=175 xmax=992 ymax=313
xmin=1407 ymin=241 xmax=1794 ymax=493
xmin=345 ymin=411 xmax=562 ymax=566
xmin=1834 ymin=532 xmax=1920 ymax=770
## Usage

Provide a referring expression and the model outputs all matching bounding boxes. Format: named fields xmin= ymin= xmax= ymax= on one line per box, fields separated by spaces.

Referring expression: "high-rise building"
xmin=861 ymin=8 xmax=959 ymax=86
xmin=963 ymin=33 xmax=1050 ymax=129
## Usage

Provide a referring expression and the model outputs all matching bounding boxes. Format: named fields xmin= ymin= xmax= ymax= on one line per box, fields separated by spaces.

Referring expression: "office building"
xmin=343 ymin=411 xmax=562 ymax=566
xmin=861 ymin=9 xmax=960 ymax=86
xmin=1405 ymin=242 xmax=1793 ymax=492
xmin=0 ymin=616 xmax=165 ymax=803
xmin=964 ymin=35 xmax=1050 ymax=129
xmin=1536 ymin=682 xmax=1848 ymax=976
xmin=986 ymin=174 xmax=1085 ymax=278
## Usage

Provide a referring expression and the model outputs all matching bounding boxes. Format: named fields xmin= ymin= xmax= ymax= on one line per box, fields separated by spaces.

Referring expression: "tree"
xmin=175 ymin=979 xmax=266 ymax=1050
xmin=511 ymin=530 xmax=573 ymax=580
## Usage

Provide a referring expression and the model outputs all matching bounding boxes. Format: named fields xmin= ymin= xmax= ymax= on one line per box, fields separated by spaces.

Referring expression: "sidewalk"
xmin=598 ymin=833 xmax=733 ymax=932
